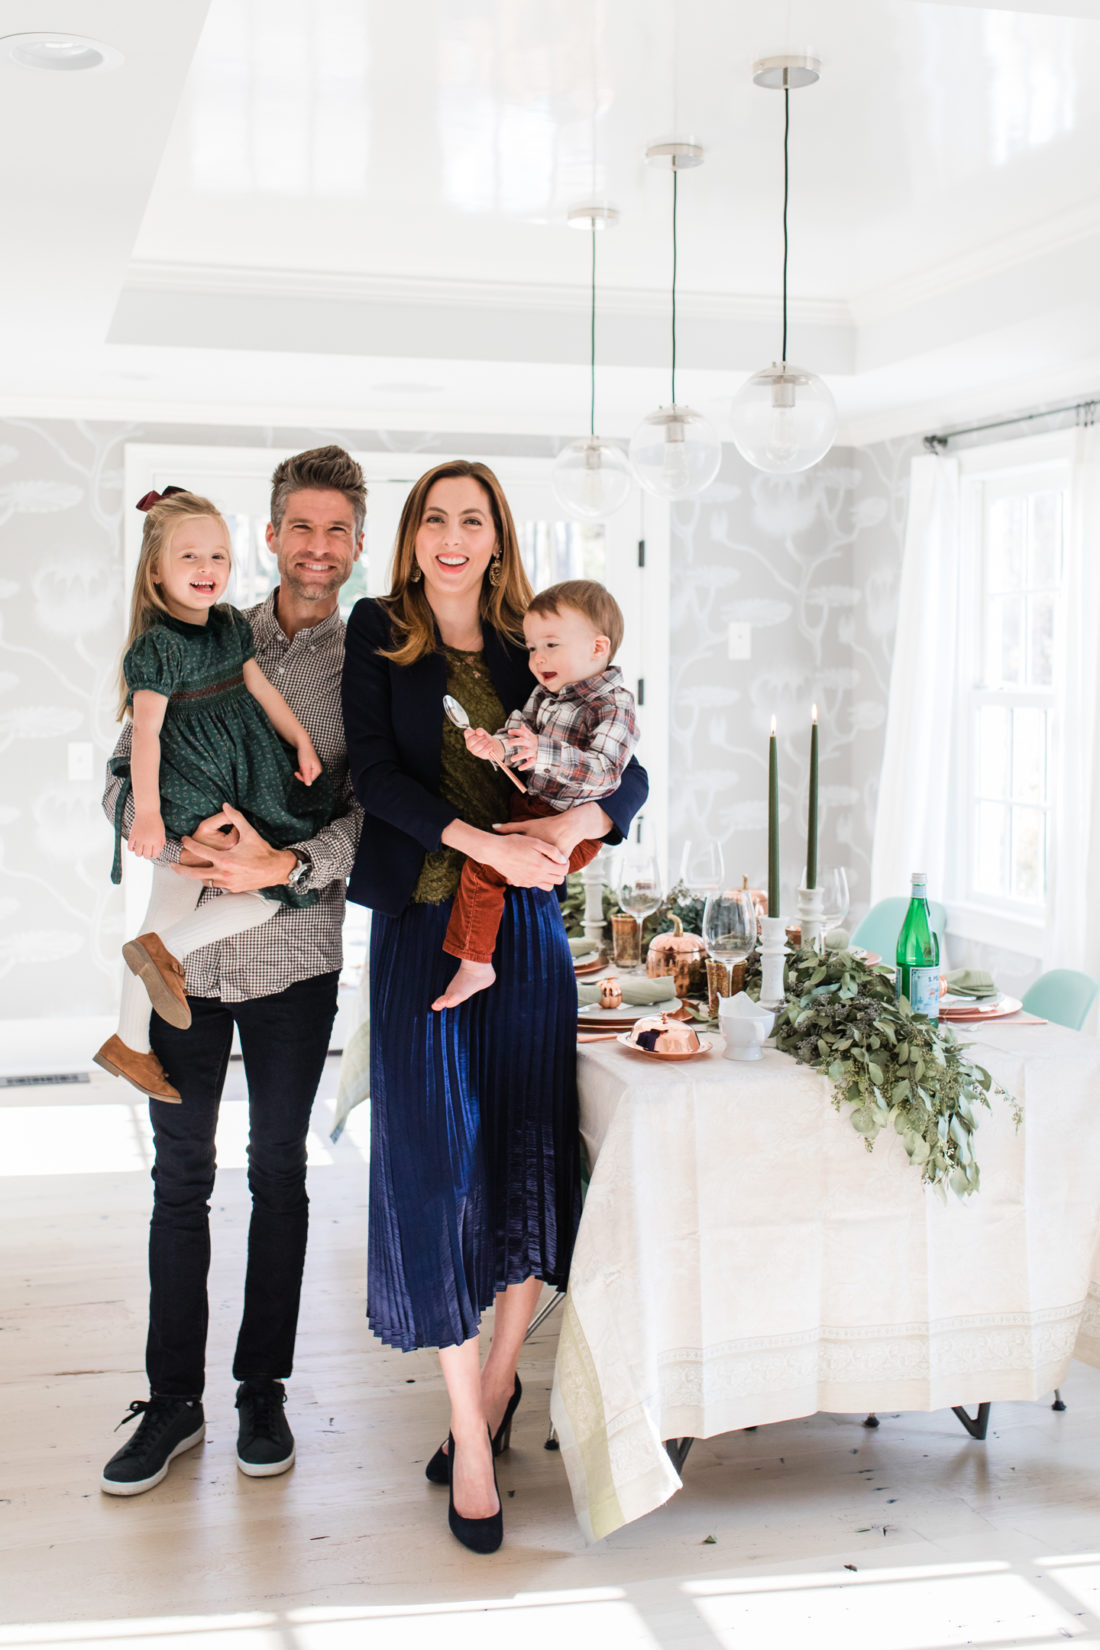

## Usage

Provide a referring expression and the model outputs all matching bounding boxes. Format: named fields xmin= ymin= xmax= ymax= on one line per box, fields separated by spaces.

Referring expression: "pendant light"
xmin=552 ymin=205 xmax=634 ymax=522
xmin=629 ymin=140 xmax=722 ymax=501
xmin=728 ymin=57 xmax=838 ymax=476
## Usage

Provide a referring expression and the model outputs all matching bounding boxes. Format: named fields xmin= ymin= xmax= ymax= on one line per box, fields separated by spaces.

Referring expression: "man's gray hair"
xmin=270 ymin=445 xmax=367 ymax=539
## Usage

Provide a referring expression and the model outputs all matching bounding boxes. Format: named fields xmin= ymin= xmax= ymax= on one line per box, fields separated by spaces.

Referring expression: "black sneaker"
xmin=235 ymin=1377 xmax=295 ymax=1477
xmin=101 ymin=1397 xmax=205 ymax=1496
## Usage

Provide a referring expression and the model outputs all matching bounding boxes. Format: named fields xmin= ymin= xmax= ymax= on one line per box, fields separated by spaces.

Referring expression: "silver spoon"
xmin=443 ymin=694 xmax=527 ymax=792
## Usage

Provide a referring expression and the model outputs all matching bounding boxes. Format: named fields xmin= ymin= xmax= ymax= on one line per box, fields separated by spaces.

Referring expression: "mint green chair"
xmin=1021 ymin=969 xmax=1100 ymax=1032
xmin=850 ymin=896 xmax=948 ymax=961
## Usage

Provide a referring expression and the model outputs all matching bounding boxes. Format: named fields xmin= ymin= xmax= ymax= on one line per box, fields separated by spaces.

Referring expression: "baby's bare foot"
xmin=432 ymin=961 xmax=495 ymax=1011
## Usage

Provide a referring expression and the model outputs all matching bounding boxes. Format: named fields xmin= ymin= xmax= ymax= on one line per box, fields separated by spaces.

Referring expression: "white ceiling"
xmin=3 ymin=0 xmax=1100 ymax=443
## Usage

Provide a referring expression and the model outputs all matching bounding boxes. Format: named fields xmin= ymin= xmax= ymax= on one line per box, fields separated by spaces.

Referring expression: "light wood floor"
xmin=4 ymin=1059 xmax=1100 ymax=1649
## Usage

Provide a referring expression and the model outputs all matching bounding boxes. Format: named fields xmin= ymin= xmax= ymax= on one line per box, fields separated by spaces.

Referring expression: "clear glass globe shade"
xmin=629 ymin=404 xmax=722 ymax=501
xmin=728 ymin=364 xmax=838 ymax=475
xmin=551 ymin=437 xmax=633 ymax=521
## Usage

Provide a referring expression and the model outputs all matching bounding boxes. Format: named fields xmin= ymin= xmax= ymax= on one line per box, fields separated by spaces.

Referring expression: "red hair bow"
xmin=136 ymin=485 xmax=187 ymax=512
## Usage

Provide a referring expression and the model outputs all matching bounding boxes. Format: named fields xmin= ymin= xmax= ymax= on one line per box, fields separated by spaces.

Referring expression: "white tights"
xmin=116 ymin=864 xmax=276 ymax=1052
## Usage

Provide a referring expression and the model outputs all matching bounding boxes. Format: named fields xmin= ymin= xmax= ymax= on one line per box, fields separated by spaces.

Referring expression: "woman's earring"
xmin=488 ymin=553 xmax=503 ymax=588
xmin=409 ymin=562 xmax=422 ymax=584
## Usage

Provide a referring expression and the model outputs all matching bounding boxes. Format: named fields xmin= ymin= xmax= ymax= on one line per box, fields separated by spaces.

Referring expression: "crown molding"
xmin=838 ymin=357 xmax=1100 ymax=449
xmin=122 ymin=259 xmax=852 ymax=330
xmin=851 ymin=199 xmax=1100 ymax=326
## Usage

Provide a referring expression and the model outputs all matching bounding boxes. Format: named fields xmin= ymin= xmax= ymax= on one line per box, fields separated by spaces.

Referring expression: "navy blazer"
xmin=342 ymin=597 xmax=648 ymax=916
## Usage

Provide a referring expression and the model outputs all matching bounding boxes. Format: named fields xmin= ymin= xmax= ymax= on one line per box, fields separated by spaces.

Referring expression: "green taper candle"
xmin=806 ymin=704 xmax=819 ymax=891
xmin=768 ymin=715 xmax=780 ymax=917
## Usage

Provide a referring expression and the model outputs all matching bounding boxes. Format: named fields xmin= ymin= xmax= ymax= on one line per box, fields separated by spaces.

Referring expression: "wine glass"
xmin=819 ymin=867 xmax=850 ymax=934
xmin=702 ymin=889 xmax=759 ymax=966
xmin=616 ymin=844 xmax=663 ymax=970
xmin=679 ymin=838 xmax=725 ymax=896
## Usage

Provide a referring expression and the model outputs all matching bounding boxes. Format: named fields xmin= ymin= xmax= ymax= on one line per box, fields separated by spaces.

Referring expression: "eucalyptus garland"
xmin=741 ymin=947 xmax=1017 ymax=1198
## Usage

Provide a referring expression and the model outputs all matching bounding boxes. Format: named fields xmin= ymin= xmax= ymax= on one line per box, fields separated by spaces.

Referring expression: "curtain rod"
xmin=923 ymin=396 xmax=1098 ymax=452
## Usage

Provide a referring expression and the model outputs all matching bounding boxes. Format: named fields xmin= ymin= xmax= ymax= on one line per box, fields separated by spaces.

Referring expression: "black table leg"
xmin=952 ymin=1403 xmax=991 ymax=1440
xmin=665 ymin=1437 xmax=695 ymax=1473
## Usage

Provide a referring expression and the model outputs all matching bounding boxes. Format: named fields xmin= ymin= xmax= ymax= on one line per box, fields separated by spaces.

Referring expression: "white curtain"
xmin=1044 ymin=424 xmax=1100 ymax=977
xmin=870 ymin=453 xmax=961 ymax=906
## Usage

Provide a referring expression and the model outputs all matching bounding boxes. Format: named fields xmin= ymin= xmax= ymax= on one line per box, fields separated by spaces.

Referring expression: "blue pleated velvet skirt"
xmin=367 ymin=888 xmax=581 ymax=1352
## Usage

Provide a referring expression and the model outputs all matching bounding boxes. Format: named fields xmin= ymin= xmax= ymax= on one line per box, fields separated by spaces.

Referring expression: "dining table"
xmin=549 ymin=1015 xmax=1100 ymax=1540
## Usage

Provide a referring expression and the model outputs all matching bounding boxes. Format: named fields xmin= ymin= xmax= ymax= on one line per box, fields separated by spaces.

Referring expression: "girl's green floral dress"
xmin=110 ymin=605 xmax=333 ymax=907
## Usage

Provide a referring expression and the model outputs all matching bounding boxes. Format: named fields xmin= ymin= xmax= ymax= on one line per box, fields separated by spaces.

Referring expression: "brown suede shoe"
xmin=93 ymin=1035 xmax=182 ymax=1103
xmin=122 ymin=933 xmax=191 ymax=1029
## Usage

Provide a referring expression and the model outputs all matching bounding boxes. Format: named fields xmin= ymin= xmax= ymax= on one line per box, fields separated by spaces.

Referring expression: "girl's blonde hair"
xmin=379 ymin=460 xmax=533 ymax=666
xmin=118 ymin=490 xmax=229 ymax=718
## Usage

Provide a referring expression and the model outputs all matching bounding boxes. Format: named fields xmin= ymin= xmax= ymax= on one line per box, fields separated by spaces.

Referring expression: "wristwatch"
xmin=286 ymin=850 xmax=312 ymax=892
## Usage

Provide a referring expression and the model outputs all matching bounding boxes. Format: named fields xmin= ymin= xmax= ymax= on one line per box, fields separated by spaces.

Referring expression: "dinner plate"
xmin=938 ymin=994 xmax=1022 ymax=1022
xmin=574 ymin=955 xmax=609 ymax=976
xmin=615 ymin=1031 xmax=713 ymax=1062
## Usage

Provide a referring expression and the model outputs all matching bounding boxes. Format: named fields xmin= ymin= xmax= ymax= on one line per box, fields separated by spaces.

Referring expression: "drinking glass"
xmin=702 ymin=889 xmax=759 ymax=967
xmin=679 ymin=838 xmax=725 ymax=895
xmin=616 ymin=845 xmax=663 ymax=970
xmin=819 ymin=867 xmax=850 ymax=932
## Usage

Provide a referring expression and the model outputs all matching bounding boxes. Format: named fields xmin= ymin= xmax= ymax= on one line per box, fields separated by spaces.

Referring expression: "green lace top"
xmin=411 ymin=646 xmax=513 ymax=905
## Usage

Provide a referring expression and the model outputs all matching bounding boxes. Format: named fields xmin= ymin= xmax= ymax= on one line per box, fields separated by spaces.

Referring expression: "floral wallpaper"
xmin=667 ymin=438 xmax=918 ymax=930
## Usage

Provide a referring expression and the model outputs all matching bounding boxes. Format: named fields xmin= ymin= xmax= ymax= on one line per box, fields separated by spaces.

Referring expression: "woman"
xmin=342 ymin=460 xmax=646 ymax=1552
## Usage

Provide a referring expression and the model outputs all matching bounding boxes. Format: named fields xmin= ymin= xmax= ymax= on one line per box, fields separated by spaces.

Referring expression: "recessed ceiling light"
xmin=1 ymin=33 xmax=123 ymax=72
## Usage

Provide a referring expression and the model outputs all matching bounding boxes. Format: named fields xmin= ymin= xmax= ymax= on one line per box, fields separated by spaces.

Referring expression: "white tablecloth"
xmin=550 ymin=1021 xmax=1100 ymax=1539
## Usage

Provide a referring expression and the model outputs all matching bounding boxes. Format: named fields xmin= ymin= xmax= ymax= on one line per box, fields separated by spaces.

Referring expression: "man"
xmin=100 ymin=445 xmax=365 ymax=1495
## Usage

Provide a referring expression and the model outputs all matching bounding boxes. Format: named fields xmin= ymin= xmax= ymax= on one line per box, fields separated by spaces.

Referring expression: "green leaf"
xmin=867 ymin=1062 xmax=884 ymax=1085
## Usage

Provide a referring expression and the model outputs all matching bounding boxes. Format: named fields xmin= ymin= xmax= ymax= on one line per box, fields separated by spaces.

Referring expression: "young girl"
xmin=94 ymin=487 xmax=334 ymax=1102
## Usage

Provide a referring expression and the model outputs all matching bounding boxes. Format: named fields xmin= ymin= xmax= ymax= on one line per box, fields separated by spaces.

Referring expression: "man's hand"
xmin=173 ymin=802 xmax=297 ymax=893
xmin=503 ymin=723 xmax=538 ymax=771
xmin=128 ymin=809 xmax=166 ymax=861
xmin=463 ymin=726 xmax=506 ymax=764
xmin=492 ymin=800 xmax=612 ymax=860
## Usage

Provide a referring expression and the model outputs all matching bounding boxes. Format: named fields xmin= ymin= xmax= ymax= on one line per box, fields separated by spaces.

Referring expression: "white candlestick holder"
xmin=758 ymin=914 xmax=788 ymax=1011
xmin=798 ymin=884 xmax=826 ymax=953
xmin=581 ymin=850 xmax=608 ymax=950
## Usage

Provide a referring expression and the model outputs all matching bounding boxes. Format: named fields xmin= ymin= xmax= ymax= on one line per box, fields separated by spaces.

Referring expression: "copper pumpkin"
xmin=646 ymin=914 xmax=708 ymax=998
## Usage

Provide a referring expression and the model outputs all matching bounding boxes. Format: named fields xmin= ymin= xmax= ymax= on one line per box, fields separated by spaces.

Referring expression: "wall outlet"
xmin=727 ymin=621 xmax=752 ymax=661
xmin=67 ymin=741 xmax=94 ymax=782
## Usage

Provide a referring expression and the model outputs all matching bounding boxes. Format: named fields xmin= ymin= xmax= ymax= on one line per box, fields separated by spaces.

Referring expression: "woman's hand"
xmin=492 ymin=800 xmax=612 ymax=860
xmin=128 ymin=809 xmax=166 ymax=861
xmin=481 ymin=829 xmax=568 ymax=890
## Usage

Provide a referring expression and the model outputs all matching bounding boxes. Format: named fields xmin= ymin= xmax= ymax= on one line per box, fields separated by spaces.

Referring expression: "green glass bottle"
xmin=896 ymin=872 xmax=940 ymax=1019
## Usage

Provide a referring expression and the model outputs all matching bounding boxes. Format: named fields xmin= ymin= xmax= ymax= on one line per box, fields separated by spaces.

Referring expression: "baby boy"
xmin=433 ymin=578 xmax=639 ymax=1009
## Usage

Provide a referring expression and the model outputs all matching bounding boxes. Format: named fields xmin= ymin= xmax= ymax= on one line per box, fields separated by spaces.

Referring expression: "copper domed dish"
xmin=619 ymin=1014 xmax=711 ymax=1062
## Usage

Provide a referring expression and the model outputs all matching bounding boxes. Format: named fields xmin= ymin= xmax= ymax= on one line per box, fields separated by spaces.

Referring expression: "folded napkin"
xmin=945 ymin=968 xmax=998 ymax=999
xmin=568 ymin=936 xmax=599 ymax=958
xmin=577 ymin=975 xmax=676 ymax=1007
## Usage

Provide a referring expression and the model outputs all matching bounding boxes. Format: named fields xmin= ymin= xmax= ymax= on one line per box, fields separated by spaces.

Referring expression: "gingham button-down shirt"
xmin=501 ymin=665 xmax=639 ymax=811
xmin=102 ymin=591 xmax=361 ymax=1002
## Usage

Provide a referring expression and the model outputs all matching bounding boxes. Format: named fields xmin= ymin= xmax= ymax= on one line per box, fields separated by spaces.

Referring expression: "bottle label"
xmin=903 ymin=966 xmax=941 ymax=1019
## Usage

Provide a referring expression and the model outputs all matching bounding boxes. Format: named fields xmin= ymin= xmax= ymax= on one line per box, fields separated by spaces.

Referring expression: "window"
xmin=956 ymin=436 xmax=1069 ymax=938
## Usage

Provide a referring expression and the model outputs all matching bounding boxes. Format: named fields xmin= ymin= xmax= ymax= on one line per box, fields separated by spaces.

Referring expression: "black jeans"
xmin=146 ymin=971 xmax=340 ymax=1397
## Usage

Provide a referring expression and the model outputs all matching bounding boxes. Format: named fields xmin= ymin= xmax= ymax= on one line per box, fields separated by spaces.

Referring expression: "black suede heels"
xmin=447 ymin=1430 xmax=503 ymax=1554
xmin=424 ymin=1373 xmax=522 ymax=1485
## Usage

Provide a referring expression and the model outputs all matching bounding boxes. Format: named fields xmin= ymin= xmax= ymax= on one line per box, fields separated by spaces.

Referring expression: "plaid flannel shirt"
xmin=101 ymin=592 xmax=361 ymax=1002
xmin=500 ymin=665 xmax=639 ymax=811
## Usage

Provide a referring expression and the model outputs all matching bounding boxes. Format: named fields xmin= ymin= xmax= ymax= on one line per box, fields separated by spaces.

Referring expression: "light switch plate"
xmin=728 ymin=621 xmax=752 ymax=661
